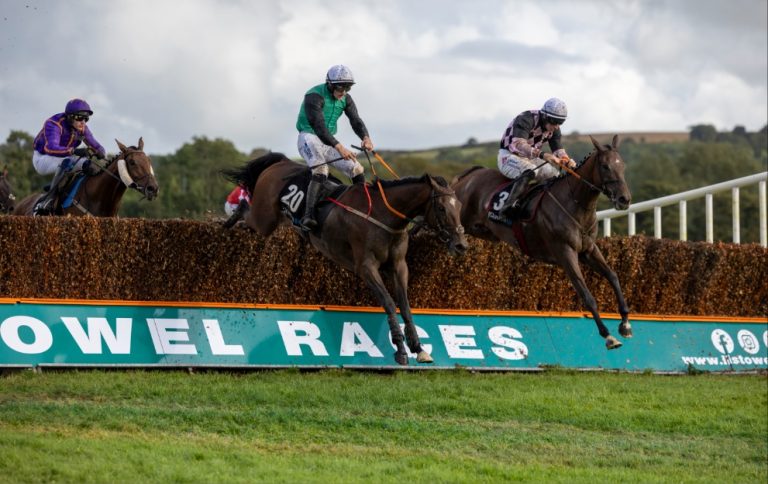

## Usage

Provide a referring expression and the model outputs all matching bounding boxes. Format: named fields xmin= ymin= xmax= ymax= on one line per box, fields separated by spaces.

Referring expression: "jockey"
xmin=224 ymin=185 xmax=250 ymax=217
xmin=32 ymin=98 xmax=106 ymax=215
xmin=295 ymin=64 xmax=374 ymax=230
xmin=497 ymin=97 xmax=576 ymax=213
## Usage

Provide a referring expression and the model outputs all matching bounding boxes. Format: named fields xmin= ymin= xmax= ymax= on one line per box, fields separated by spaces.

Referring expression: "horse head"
xmin=423 ymin=174 xmax=468 ymax=255
xmin=588 ymin=135 xmax=631 ymax=210
xmin=114 ymin=138 xmax=159 ymax=200
xmin=0 ymin=168 xmax=16 ymax=214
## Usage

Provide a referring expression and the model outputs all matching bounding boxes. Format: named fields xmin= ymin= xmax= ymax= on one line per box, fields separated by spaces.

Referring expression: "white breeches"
xmin=497 ymin=149 xmax=560 ymax=182
xmin=32 ymin=151 xmax=88 ymax=175
xmin=297 ymin=132 xmax=364 ymax=178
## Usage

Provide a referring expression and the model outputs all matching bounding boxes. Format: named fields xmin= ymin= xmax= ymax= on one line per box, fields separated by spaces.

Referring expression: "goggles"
xmin=332 ymin=83 xmax=353 ymax=92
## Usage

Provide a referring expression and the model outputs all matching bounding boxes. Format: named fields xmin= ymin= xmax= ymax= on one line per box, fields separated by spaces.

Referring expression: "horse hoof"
xmin=394 ymin=353 xmax=409 ymax=366
xmin=619 ymin=324 xmax=633 ymax=338
xmin=605 ymin=336 xmax=623 ymax=350
xmin=416 ymin=351 xmax=434 ymax=364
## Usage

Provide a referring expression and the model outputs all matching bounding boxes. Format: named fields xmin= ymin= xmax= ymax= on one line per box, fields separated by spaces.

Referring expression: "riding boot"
xmin=351 ymin=174 xmax=366 ymax=184
xmin=500 ymin=169 xmax=535 ymax=214
xmin=300 ymin=174 xmax=327 ymax=231
xmin=33 ymin=163 xmax=70 ymax=215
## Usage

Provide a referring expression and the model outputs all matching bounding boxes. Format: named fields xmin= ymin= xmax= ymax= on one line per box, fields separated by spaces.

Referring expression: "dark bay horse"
xmin=0 ymin=168 xmax=15 ymax=214
xmin=451 ymin=135 xmax=632 ymax=349
xmin=14 ymin=138 xmax=158 ymax=217
xmin=223 ymin=152 xmax=469 ymax=365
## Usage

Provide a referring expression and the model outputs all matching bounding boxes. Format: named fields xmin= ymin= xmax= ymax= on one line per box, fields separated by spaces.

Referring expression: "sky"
xmin=1 ymin=0 xmax=766 ymax=157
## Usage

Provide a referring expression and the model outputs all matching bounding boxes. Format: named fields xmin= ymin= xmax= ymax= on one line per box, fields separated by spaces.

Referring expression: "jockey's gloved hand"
xmin=73 ymin=147 xmax=89 ymax=157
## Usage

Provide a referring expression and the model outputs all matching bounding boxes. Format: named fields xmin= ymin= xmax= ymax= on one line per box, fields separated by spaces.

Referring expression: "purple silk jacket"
xmin=33 ymin=112 xmax=105 ymax=157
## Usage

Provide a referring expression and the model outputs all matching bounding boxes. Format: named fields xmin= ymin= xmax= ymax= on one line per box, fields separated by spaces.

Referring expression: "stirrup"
xmin=300 ymin=215 xmax=318 ymax=231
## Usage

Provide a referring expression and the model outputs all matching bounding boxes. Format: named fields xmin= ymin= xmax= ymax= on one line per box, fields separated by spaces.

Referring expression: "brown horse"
xmin=451 ymin=135 xmax=632 ymax=349
xmin=14 ymin=138 xmax=158 ymax=217
xmin=223 ymin=152 xmax=469 ymax=365
xmin=0 ymin=168 xmax=15 ymax=214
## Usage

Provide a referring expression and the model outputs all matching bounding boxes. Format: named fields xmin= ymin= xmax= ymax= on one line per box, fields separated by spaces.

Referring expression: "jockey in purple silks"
xmin=32 ymin=98 xmax=106 ymax=215
xmin=497 ymin=97 xmax=577 ymax=213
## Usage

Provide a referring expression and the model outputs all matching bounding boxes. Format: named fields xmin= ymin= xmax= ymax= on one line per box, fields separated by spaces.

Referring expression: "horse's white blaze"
xmin=449 ymin=198 xmax=457 ymax=208
xmin=117 ymin=159 xmax=135 ymax=187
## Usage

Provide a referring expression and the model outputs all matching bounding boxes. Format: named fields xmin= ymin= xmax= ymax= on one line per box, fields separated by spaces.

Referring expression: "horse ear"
xmin=137 ymin=137 xmax=144 ymax=151
xmin=115 ymin=139 xmax=128 ymax=152
xmin=589 ymin=135 xmax=605 ymax=152
xmin=612 ymin=134 xmax=620 ymax=150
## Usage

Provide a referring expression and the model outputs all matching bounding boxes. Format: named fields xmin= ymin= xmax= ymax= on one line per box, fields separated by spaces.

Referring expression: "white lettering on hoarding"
xmin=277 ymin=320 xmax=329 ymax=356
xmin=340 ymin=322 xmax=384 ymax=357
xmin=488 ymin=326 xmax=528 ymax=360
xmin=0 ymin=316 xmax=53 ymax=354
xmin=439 ymin=325 xmax=483 ymax=359
xmin=146 ymin=318 xmax=197 ymax=355
xmin=203 ymin=319 xmax=244 ymax=356
xmin=61 ymin=317 xmax=132 ymax=354
xmin=736 ymin=330 xmax=759 ymax=355
xmin=710 ymin=329 xmax=734 ymax=354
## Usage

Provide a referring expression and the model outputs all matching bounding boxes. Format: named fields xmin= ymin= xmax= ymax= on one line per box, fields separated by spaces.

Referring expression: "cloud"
xmin=0 ymin=0 xmax=765 ymax=158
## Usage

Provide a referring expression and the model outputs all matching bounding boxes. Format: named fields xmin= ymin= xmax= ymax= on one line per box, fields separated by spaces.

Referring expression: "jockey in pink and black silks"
xmin=295 ymin=64 xmax=374 ymax=231
xmin=497 ymin=97 xmax=577 ymax=213
xmin=31 ymin=98 xmax=106 ymax=215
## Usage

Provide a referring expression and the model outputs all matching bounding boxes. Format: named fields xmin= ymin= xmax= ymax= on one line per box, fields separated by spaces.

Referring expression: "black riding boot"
xmin=351 ymin=174 xmax=365 ymax=184
xmin=500 ymin=169 xmax=535 ymax=214
xmin=33 ymin=164 xmax=69 ymax=215
xmin=300 ymin=174 xmax=327 ymax=231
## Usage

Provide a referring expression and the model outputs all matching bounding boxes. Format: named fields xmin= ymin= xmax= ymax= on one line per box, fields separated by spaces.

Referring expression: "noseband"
xmin=100 ymin=150 xmax=155 ymax=197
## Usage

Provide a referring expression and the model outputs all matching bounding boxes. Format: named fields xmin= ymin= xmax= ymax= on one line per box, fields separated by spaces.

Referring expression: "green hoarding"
xmin=1 ymin=301 xmax=765 ymax=372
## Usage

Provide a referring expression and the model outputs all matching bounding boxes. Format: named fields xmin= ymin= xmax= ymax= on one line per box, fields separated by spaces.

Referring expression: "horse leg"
xmin=581 ymin=246 xmax=632 ymax=338
xmin=555 ymin=249 xmax=622 ymax=350
xmin=359 ymin=262 xmax=410 ymax=365
xmin=391 ymin=257 xmax=433 ymax=364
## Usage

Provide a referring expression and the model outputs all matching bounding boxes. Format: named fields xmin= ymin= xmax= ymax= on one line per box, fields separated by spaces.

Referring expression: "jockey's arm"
xmin=343 ymin=95 xmax=372 ymax=150
xmin=304 ymin=93 xmax=340 ymax=147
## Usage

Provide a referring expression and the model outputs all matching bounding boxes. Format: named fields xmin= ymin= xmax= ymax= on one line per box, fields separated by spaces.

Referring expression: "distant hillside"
xmin=374 ymin=131 xmax=691 ymax=179
xmin=563 ymin=131 xmax=689 ymax=144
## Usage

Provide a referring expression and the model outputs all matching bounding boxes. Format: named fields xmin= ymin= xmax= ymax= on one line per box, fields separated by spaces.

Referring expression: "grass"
xmin=0 ymin=369 xmax=766 ymax=483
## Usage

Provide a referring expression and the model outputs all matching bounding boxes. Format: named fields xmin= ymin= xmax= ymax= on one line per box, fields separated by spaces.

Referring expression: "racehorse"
xmin=13 ymin=138 xmax=158 ymax=217
xmin=222 ymin=152 xmax=469 ymax=365
xmin=451 ymin=135 xmax=632 ymax=349
xmin=0 ymin=168 xmax=15 ymax=214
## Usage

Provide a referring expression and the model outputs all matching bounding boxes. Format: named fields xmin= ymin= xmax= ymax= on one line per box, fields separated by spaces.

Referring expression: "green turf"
xmin=1 ymin=369 xmax=765 ymax=483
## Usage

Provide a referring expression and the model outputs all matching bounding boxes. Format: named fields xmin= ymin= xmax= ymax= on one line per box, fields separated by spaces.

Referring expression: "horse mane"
xmin=220 ymin=151 xmax=290 ymax=192
xmin=372 ymin=174 xmax=448 ymax=191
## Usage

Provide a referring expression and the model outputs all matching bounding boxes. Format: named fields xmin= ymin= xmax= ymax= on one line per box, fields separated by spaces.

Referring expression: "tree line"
xmin=1 ymin=124 xmax=765 ymax=243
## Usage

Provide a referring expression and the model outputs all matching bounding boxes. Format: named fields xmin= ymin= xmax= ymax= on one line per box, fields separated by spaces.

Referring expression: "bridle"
xmin=423 ymin=184 xmax=465 ymax=244
xmin=89 ymin=149 xmax=156 ymax=198
xmin=561 ymin=149 xmax=625 ymax=203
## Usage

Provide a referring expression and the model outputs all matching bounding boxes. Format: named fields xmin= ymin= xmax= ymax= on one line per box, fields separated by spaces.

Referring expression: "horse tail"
xmin=220 ymin=152 xmax=289 ymax=192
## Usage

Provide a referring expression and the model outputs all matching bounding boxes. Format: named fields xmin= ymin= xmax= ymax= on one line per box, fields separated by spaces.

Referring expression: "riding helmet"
xmin=541 ymin=98 xmax=568 ymax=123
xmin=65 ymin=98 xmax=94 ymax=116
xmin=326 ymin=65 xmax=355 ymax=86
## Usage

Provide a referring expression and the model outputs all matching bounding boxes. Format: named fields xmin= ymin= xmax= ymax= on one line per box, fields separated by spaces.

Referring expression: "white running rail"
xmin=597 ymin=172 xmax=767 ymax=247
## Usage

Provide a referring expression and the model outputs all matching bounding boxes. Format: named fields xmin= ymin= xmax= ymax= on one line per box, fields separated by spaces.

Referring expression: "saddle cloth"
xmin=278 ymin=171 xmax=347 ymax=228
